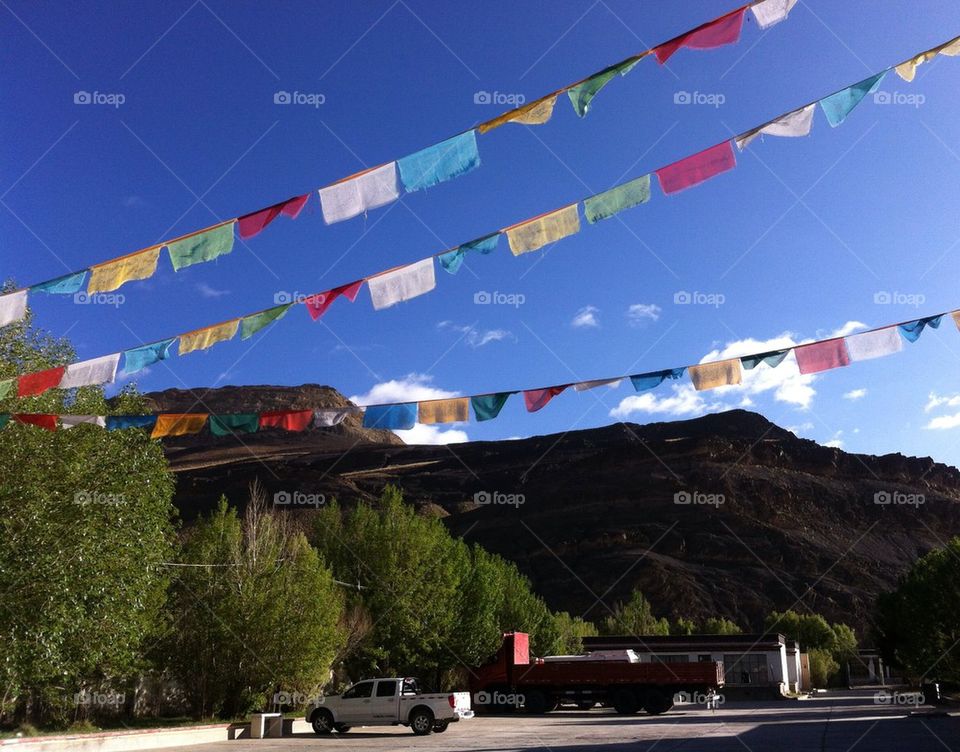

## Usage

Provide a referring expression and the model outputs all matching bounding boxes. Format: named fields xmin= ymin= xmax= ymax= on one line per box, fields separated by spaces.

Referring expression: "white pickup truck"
xmin=306 ymin=677 xmax=473 ymax=736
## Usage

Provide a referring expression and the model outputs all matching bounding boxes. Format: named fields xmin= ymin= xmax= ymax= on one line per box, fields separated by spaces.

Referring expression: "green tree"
xmin=602 ymin=590 xmax=670 ymax=636
xmin=876 ymin=538 xmax=960 ymax=684
xmin=701 ymin=617 xmax=743 ymax=635
xmin=764 ymin=609 xmax=858 ymax=686
xmin=671 ymin=617 xmax=697 ymax=636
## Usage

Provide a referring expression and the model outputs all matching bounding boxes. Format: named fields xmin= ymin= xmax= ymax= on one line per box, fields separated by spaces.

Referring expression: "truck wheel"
xmin=310 ymin=709 xmax=334 ymax=735
xmin=524 ymin=690 xmax=549 ymax=714
xmin=612 ymin=688 xmax=639 ymax=715
xmin=642 ymin=690 xmax=674 ymax=715
xmin=433 ymin=721 xmax=449 ymax=733
xmin=409 ymin=708 xmax=434 ymax=735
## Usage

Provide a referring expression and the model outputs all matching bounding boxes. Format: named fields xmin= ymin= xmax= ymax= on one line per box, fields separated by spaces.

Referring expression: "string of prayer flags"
xmin=438 ymin=233 xmax=500 ymax=275
xmin=689 ymin=359 xmax=743 ymax=391
xmin=167 ymin=223 xmax=236 ymax=272
xmin=209 ymin=413 xmax=260 ymax=436
xmin=178 ymin=319 xmax=240 ymax=355
xmin=368 ymin=258 xmax=436 ymax=310
xmin=313 ymin=408 xmax=356 ymax=427
xmin=31 ymin=271 xmax=87 ymax=295
xmin=583 ymin=175 xmax=651 ymax=224
xmin=88 ymin=246 xmax=161 ymax=294
xmin=472 ymin=392 xmax=513 ymax=422
xmin=240 ymin=304 xmax=292 ymax=340
xmin=305 ymin=280 xmax=365 ymax=320
xmin=819 ymin=71 xmax=887 ymax=127
xmin=151 ymin=413 xmax=207 ymax=439
xmin=631 ymin=368 xmax=686 ymax=392
xmin=237 ymin=194 xmax=310 ymax=240
xmin=318 ymin=163 xmax=399 ymax=224
xmin=899 ymin=314 xmax=942 ymax=343
xmin=61 ymin=415 xmax=106 ymax=429
xmin=15 ymin=413 xmax=57 ymax=431
xmin=574 ymin=377 xmax=623 ymax=391
xmin=418 ymin=397 xmax=470 ymax=424
xmin=567 ymin=56 xmax=643 ymax=117
xmin=524 ymin=385 xmax=568 ymax=413
xmin=123 ymin=338 xmax=177 ymax=375
xmin=656 ymin=141 xmax=736 ymax=195
xmin=895 ymin=35 xmax=960 ymax=82
xmin=58 ymin=353 xmax=120 ymax=389
xmin=794 ymin=339 xmax=850 ymax=374
xmin=18 ymin=366 xmax=65 ymax=397
xmin=477 ymin=94 xmax=559 ymax=134
xmin=106 ymin=415 xmax=157 ymax=431
xmin=750 ymin=0 xmax=798 ymax=29
xmin=259 ymin=409 xmax=314 ymax=432
xmin=506 ymin=204 xmax=581 ymax=256
xmin=741 ymin=349 xmax=790 ymax=369
xmin=398 ymin=131 xmax=481 ymax=192
xmin=362 ymin=403 xmax=417 ymax=430
xmin=736 ymin=104 xmax=816 ymax=150
xmin=845 ymin=327 xmax=903 ymax=362
xmin=0 ymin=290 xmax=27 ymax=328
xmin=653 ymin=7 xmax=746 ymax=65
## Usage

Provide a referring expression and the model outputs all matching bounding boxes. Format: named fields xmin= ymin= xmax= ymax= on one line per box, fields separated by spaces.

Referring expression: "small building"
xmin=846 ymin=649 xmax=889 ymax=686
xmin=582 ymin=634 xmax=800 ymax=695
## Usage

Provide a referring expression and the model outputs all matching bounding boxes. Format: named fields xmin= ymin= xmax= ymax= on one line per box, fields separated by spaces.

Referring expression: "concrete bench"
xmin=249 ymin=712 xmax=283 ymax=739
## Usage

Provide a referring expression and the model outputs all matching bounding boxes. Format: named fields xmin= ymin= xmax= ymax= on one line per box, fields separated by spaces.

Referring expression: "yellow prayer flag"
xmin=952 ymin=311 xmax=960 ymax=331
xmin=151 ymin=413 xmax=208 ymax=439
xmin=895 ymin=36 xmax=960 ymax=82
xmin=178 ymin=319 xmax=240 ymax=355
xmin=689 ymin=359 xmax=743 ymax=391
xmin=419 ymin=398 xmax=470 ymax=424
xmin=505 ymin=204 xmax=581 ymax=256
xmin=88 ymin=246 xmax=162 ymax=293
xmin=478 ymin=94 xmax=559 ymax=134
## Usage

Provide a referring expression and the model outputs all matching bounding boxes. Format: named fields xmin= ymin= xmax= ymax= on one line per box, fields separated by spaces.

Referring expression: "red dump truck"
xmin=469 ymin=632 xmax=724 ymax=715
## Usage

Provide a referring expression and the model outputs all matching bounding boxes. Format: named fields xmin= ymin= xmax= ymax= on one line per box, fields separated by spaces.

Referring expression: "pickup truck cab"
xmin=307 ymin=677 xmax=473 ymax=736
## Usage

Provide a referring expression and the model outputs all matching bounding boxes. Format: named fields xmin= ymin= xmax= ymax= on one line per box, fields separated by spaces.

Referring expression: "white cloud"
xmin=827 ymin=320 xmax=868 ymax=338
xmin=196 ymin=282 xmax=230 ymax=298
xmin=925 ymin=392 xmax=960 ymax=413
xmin=824 ymin=430 xmax=845 ymax=449
xmin=349 ymin=373 xmax=459 ymax=405
xmin=610 ymin=384 xmax=717 ymax=419
xmin=437 ymin=321 xmax=514 ymax=348
xmin=394 ymin=424 xmax=468 ymax=445
xmin=843 ymin=388 xmax=867 ymax=401
xmin=627 ymin=303 xmax=661 ymax=325
xmin=926 ymin=413 xmax=960 ymax=430
xmin=571 ymin=305 xmax=600 ymax=329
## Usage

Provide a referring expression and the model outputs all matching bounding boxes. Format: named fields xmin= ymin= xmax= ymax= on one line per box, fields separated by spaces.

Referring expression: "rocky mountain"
xmin=149 ymin=384 xmax=960 ymax=635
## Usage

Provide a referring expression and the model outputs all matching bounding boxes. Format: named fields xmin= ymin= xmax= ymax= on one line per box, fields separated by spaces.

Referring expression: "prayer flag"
xmin=209 ymin=413 xmax=260 ymax=436
xmin=31 ymin=271 xmax=87 ymax=295
xmin=59 ymin=353 xmax=120 ymax=389
xmin=478 ymin=94 xmax=558 ymax=134
xmin=398 ymin=131 xmax=480 ymax=192
xmin=151 ymin=413 xmax=207 ymax=439
xmin=583 ymin=175 xmax=651 ymax=224
xmin=88 ymin=246 xmax=161 ymax=293
xmin=368 ymin=258 xmax=436 ymax=310
xmin=574 ymin=378 xmax=623 ymax=391
xmin=656 ymin=141 xmax=736 ymax=195
xmin=437 ymin=233 xmax=500 ymax=275
xmin=736 ymin=104 xmax=816 ymax=150
xmin=505 ymin=204 xmax=581 ymax=256
xmin=845 ymin=327 xmax=903 ymax=362
xmin=523 ymin=385 xmax=567 ymax=412
xmin=0 ymin=379 xmax=14 ymax=400
xmin=654 ymin=8 xmax=745 ymax=64
xmin=750 ymin=0 xmax=798 ymax=29
xmin=61 ymin=415 xmax=106 ymax=429
xmin=567 ymin=57 xmax=643 ymax=117
xmin=237 ymin=194 xmax=309 ymax=239
xmin=689 ymin=359 xmax=742 ymax=391
xmin=167 ymin=223 xmax=235 ymax=272
xmin=318 ymin=163 xmax=399 ymax=224
xmin=179 ymin=319 xmax=240 ymax=355
xmin=18 ymin=366 xmax=65 ymax=397
xmin=0 ymin=415 xmax=7 ymax=429
xmin=472 ymin=393 xmax=512 ymax=422
xmin=305 ymin=279 xmax=365 ymax=320
xmin=895 ymin=36 xmax=960 ymax=82
xmin=819 ymin=71 xmax=887 ymax=127
xmin=259 ymin=409 xmax=313 ymax=432
xmin=741 ymin=349 xmax=789 ymax=370
xmin=123 ymin=338 xmax=176 ymax=375
xmin=106 ymin=415 xmax=157 ymax=431
xmin=240 ymin=304 xmax=292 ymax=340
xmin=630 ymin=368 xmax=686 ymax=391
xmin=0 ymin=290 xmax=28 ymax=328
xmin=419 ymin=398 xmax=470 ymax=424
xmin=313 ymin=408 xmax=355 ymax=427
xmin=362 ymin=403 xmax=417 ymax=430
xmin=794 ymin=339 xmax=850 ymax=374
xmin=14 ymin=413 xmax=57 ymax=431
xmin=899 ymin=314 xmax=942 ymax=343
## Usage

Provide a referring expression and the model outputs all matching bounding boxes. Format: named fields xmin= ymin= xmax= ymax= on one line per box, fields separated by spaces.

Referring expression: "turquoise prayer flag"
xmin=567 ymin=57 xmax=641 ymax=117
xmin=0 ymin=415 xmax=8 ymax=430
xmin=362 ymin=403 xmax=418 ymax=430
xmin=819 ymin=71 xmax=887 ymax=127
xmin=584 ymin=175 xmax=651 ymax=224
xmin=741 ymin=349 xmax=790 ymax=370
xmin=240 ymin=304 xmax=292 ymax=340
xmin=106 ymin=415 xmax=157 ymax=431
xmin=899 ymin=315 xmax=942 ymax=343
xmin=209 ymin=413 xmax=259 ymax=436
xmin=438 ymin=232 xmax=500 ymax=275
xmin=398 ymin=131 xmax=480 ymax=192
xmin=471 ymin=392 xmax=512 ymax=422
xmin=167 ymin=223 xmax=236 ymax=272
xmin=31 ymin=270 xmax=87 ymax=295
xmin=630 ymin=368 xmax=685 ymax=392
xmin=123 ymin=338 xmax=177 ymax=375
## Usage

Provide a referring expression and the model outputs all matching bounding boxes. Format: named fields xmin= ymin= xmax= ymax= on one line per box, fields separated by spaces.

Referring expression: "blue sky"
xmin=6 ymin=0 xmax=960 ymax=462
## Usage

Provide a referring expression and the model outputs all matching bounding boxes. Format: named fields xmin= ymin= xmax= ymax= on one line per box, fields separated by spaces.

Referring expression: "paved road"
xmin=178 ymin=691 xmax=959 ymax=751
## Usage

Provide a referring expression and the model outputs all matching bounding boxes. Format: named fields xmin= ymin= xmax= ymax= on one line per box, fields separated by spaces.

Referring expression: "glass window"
xmin=376 ymin=680 xmax=398 ymax=697
xmin=343 ymin=681 xmax=374 ymax=699
xmin=402 ymin=678 xmax=419 ymax=696
xmin=654 ymin=654 xmax=690 ymax=663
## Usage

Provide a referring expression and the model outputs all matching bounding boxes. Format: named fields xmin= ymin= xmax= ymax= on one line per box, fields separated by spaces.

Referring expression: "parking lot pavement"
xmin=175 ymin=691 xmax=959 ymax=752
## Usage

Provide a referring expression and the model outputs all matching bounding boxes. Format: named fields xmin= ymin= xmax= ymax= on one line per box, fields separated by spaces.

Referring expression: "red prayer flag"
xmin=17 ymin=366 xmax=66 ymax=397
xmin=654 ymin=7 xmax=746 ymax=64
xmin=523 ymin=385 xmax=568 ymax=413
xmin=794 ymin=340 xmax=851 ymax=375
xmin=305 ymin=279 xmax=365 ymax=321
xmin=655 ymin=141 xmax=736 ymax=195
xmin=14 ymin=413 xmax=58 ymax=430
xmin=237 ymin=193 xmax=310 ymax=240
xmin=259 ymin=409 xmax=313 ymax=432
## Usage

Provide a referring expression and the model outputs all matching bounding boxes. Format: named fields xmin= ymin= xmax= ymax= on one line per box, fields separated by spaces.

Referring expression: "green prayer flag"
xmin=472 ymin=392 xmax=512 ymax=422
xmin=741 ymin=349 xmax=790 ymax=370
xmin=567 ymin=57 xmax=641 ymax=117
xmin=209 ymin=413 xmax=260 ymax=436
xmin=240 ymin=303 xmax=292 ymax=340
xmin=0 ymin=415 xmax=8 ymax=430
xmin=584 ymin=175 xmax=651 ymax=224
xmin=0 ymin=378 xmax=13 ymax=401
xmin=167 ymin=222 xmax=236 ymax=272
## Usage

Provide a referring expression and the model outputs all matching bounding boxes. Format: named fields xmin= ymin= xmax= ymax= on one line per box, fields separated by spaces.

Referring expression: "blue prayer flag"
xmin=398 ymin=131 xmax=480 ymax=192
xmin=362 ymin=403 xmax=418 ymax=430
xmin=106 ymin=415 xmax=158 ymax=431
xmin=899 ymin=315 xmax=943 ymax=343
xmin=819 ymin=71 xmax=886 ymax=127
xmin=123 ymin=338 xmax=177 ymax=375
xmin=31 ymin=271 xmax=88 ymax=295
xmin=630 ymin=368 xmax=686 ymax=392
xmin=438 ymin=232 xmax=500 ymax=275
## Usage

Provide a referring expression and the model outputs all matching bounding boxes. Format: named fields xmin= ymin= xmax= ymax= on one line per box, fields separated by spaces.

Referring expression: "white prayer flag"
xmin=368 ymin=258 xmax=436 ymax=310
xmin=61 ymin=415 xmax=107 ymax=429
xmin=845 ymin=327 xmax=903 ymax=362
xmin=574 ymin=378 xmax=623 ymax=392
xmin=0 ymin=290 xmax=28 ymax=328
xmin=737 ymin=104 xmax=816 ymax=150
xmin=750 ymin=0 xmax=798 ymax=29
xmin=59 ymin=353 xmax=121 ymax=389
xmin=313 ymin=408 xmax=355 ymax=427
xmin=318 ymin=163 xmax=399 ymax=224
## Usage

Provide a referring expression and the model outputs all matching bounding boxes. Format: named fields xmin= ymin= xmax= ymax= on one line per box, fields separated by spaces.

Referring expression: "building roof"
xmin=582 ymin=634 xmax=787 ymax=652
